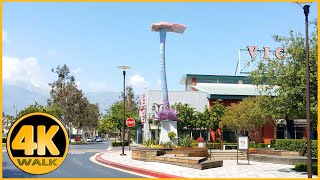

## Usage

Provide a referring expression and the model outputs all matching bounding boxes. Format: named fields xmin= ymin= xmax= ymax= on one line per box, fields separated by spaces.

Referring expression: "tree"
xmin=17 ymin=102 xmax=46 ymax=119
xmin=171 ymin=103 xmax=197 ymax=134
xmin=102 ymin=86 xmax=139 ymax=139
xmin=48 ymin=64 xmax=101 ymax=139
xmin=249 ymin=21 xmax=318 ymax=130
xmin=221 ymin=97 xmax=272 ymax=144
xmin=48 ymin=64 xmax=77 ymax=130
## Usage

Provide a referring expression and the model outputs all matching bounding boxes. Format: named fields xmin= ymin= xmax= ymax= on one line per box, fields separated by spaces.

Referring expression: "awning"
xmin=192 ymin=83 xmax=277 ymax=99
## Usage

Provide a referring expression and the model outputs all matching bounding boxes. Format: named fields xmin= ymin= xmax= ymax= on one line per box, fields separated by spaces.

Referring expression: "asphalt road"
xmin=2 ymin=140 xmax=142 ymax=178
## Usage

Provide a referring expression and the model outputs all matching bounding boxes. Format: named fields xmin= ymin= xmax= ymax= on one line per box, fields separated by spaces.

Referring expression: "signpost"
xmin=237 ymin=136 xmax=249 ymax=165
xmin=126 ymin=118 xmax=135 ymax=151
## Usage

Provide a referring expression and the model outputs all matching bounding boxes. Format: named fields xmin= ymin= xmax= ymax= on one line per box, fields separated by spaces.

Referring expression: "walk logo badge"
xmin=6 ymin=112 xmax=69 ymax=175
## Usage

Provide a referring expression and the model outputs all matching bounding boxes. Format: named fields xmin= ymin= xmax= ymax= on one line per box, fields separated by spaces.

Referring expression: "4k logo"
xmin=6 ymin=113 xmax=69 ymax=175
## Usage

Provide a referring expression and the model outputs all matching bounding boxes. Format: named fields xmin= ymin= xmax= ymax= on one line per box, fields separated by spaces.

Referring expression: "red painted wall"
xmin=263 ymin=123 xmax=275 ymax=144
xmin=209 ymin=99 xmax=240 ymax=107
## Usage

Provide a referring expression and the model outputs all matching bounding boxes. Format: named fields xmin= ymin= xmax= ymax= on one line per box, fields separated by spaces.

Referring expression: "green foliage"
xmin=221 ymin=97 xmax=272 ymax=143
xmin=293 ymin=163 xmax=318 ymax=175
xmin=249 ymin=23 xmax=318 ymax=130
xmin=2 ymin=137 xmax=7 ymax=143
xmin=160 ymin=142 xmax=176 ymax=148
xmin=167 ymin=131 xmax=176 ymax=140
xmin=100 ymin=86 xmax=139 ymax=138
xmin=112 ymin=141 xmax=129 ymax=147
xmin=47 ymin=64 xmax=100 ymax=138
xmin=143 ymin=139 xmax=154 ymax=147
xmin=272 ymin=139 xmax=318 ymax=158
xmin=172 ymin=100 xmax=225 ymax=133
xmin=178 ymin=135 xmax=193 ymax=148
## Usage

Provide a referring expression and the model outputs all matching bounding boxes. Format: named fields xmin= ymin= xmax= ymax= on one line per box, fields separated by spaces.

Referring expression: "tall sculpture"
xmin=151 ymin=22 xmax=186 ymax=143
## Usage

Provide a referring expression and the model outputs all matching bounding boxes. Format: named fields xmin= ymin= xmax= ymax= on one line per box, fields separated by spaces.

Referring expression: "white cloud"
xmin=129 ymin=74 xmax=149 ymax=89
xmin=71 ymin=67 xmax=81 ymax=75
xmin=2 ymin=56 xmax=50 ymax=92
xmin=3 ymin=30 xmax=8 ymax=42
xmin=88 ymin=81 xmax=108 ymax=92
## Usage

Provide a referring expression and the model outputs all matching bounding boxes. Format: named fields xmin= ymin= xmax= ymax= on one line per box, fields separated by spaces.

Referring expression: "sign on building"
xmin=139 ymin=94 xmax=146 ymax=123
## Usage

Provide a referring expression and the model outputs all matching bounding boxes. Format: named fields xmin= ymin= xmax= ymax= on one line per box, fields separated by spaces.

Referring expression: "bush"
xmin=178 ymin=135 xmax=193 ymax=148
xmin=160 ymin=142 xmax=176 ymax=148
xmin=143 ymin=139 xmax=154 ymax=147
xmin=249 ymin=143 xmax=268 ymax=148
xmin=168 ymin=131 xmax=176 ymax=140
xmin=272 ymin=139 xmax=318 ymax=157
xmin=2 ymin=138 xmax=7 ymax=143
xmin=112 ymin=141 xmax=129 ymax=147
xmin=293 ymin=163 xmax=318 ymax=175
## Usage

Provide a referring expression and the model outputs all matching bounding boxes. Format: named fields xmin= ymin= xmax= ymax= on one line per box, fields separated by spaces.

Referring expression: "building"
xmin=141 ymin=74 xmax=312 ymax=144
xmin=183 ymin=74 xmax=311 ymax=144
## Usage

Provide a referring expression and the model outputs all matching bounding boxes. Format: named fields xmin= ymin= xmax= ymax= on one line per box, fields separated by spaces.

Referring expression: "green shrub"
xmin=272 ymin=139 xmax=318 ymax=157
xmin=2 ymin=138 xmax=7 ymax=143
xmin=112 ymin=141 xmax=129 ymax=147
xmin=178 ymin=135 xmax=193 ymax=148
xmin=293 ymin=163 xmax=318 ymax=175
xmin=168 ymin=131 xmax=176 ymax=140
xmin=249 ymin=143 xmax=268 ymax=148
xmin=143 ymin=139 xmax=154 ymax=147
xmin=160 ymin=142 xmax=176 ymax=148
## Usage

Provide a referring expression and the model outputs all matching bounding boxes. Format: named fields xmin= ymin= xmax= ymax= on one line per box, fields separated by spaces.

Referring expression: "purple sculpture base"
xmin=155 ymin=108 xmax=179 ymax=121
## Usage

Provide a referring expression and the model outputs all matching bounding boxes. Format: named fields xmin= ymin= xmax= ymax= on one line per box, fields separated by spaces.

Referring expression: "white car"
xmin=86 ymin=138 xmax=94 ymax=142
xmin=95 ymin=137 xmax=103 ymax=142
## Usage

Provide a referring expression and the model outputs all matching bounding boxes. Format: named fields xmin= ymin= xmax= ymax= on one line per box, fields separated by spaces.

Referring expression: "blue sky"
xmin=3 ymin=2 xmax=318 ymax=95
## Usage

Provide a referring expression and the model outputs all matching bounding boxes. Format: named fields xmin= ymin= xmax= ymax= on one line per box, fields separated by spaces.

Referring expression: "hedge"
xmin=271 ymin=139 xmax=318 ymax=157
xmin=293 ymin=163 xmax=318 ymax=175
xmin=112 ymin=141 xmax=129 ymax=147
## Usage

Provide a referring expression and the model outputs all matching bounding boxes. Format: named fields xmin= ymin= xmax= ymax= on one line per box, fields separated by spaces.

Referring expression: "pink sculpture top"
xmin=151 ymin=22 xmax=187 ymax=33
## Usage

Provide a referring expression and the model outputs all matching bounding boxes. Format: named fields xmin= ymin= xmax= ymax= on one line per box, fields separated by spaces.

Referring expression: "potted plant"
xmin=197 ymin=137 xmax=206 ymax=148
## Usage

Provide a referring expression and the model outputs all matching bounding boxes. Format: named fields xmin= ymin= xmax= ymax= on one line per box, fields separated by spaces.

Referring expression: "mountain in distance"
xmin=85 ymin=91 xmax=121 ymax=114
xmin=2 ymin=84 xmax=120 ymax=116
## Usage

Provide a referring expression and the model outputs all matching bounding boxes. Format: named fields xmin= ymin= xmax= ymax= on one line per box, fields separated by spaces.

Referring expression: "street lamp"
xmin=295 ymin=2 xmax=312 ymax=178
xmin=117 ymin=65 xmax=131 ymax=156
xmin=13 ymin=105 xmax=17 ymax=119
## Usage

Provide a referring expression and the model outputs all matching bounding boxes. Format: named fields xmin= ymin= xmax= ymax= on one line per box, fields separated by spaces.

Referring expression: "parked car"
xmin=86 ymin=137 xmax=94 ymax=142
xmin=95 ymin=136 xmax=103 ymax=142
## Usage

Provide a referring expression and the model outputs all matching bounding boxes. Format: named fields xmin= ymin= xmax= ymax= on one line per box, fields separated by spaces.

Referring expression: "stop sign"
xmin=126 ymin=118 xmax=135 ymax=127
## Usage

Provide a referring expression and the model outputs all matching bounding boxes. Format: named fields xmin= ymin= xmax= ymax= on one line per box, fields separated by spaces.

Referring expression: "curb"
xmin=95 ymin=153 xmax=182 ymax=178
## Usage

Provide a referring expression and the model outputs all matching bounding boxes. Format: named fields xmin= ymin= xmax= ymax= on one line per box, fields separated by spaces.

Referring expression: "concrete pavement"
xmin=94 ymin=149 xmax=317 ymax=178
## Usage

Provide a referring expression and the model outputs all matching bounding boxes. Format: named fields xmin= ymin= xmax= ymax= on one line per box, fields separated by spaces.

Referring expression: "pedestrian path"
xmin=93 ymin=150 xmax=317 ymax=178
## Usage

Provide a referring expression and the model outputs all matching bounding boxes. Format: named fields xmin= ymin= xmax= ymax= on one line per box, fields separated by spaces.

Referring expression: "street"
xmin=2 ymin=140 xmax=142 ymax=178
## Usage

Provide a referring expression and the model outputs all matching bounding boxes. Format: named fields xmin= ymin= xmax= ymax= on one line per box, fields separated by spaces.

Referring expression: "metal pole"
xmin=128 ymin=128 xmax=131 ymax=151
xmin=303 ymin=4 xmax=312 ymax=178
xmin=121 ymin=70 xmax=126 ymax=156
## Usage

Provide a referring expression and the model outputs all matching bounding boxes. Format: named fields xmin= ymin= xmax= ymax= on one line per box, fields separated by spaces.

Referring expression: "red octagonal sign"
xmin=126 ymin=118 xmax=135 ymax=127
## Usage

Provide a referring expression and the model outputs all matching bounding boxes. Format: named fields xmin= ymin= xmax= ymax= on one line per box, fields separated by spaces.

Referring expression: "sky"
xmin=2 ymin=2 xmax=318 ymax=95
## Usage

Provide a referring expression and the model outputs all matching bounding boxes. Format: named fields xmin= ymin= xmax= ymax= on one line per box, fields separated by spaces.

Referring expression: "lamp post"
xmin=296 ymin=2 xmax=312 ymax=178
xmin=13 ymin=105 xmax=17 ymax=119
xmin=117 ymin=65 xmax=131 ymax=156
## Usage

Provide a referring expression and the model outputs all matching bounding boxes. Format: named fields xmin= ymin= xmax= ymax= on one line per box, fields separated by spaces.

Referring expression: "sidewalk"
xmin=93 ymin=149 xmax=317 ymax=178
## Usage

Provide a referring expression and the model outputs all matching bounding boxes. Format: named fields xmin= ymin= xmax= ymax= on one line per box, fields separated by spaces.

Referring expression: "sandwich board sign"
xmin=237 ymin=136 xmax=250 ymax=165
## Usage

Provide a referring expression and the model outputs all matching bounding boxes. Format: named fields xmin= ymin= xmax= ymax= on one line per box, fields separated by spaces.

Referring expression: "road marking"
xmin=107 ymin=147 xmax=112 ymax=151
xmin=68 ymin=152 xmax=85 ymax=155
